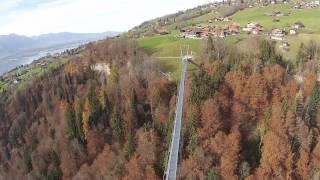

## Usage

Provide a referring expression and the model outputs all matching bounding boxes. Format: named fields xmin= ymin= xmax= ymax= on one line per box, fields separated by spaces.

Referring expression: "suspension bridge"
xmin=159 ymin=46 xmax=193 ymax=180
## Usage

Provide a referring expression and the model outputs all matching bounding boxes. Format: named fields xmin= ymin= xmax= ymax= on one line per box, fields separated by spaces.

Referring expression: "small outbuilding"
xmin=292 ymin=21 xmax=305 ymax=29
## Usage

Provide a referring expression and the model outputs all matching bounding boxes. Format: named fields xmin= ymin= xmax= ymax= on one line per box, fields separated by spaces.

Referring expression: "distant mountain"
xmin=0 ymin=31 xmax=119 ymax=58
xmin=0 ymin=31 xmax=119 ymax=75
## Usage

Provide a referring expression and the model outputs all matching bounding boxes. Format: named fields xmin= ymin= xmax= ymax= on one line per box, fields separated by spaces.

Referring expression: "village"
xmin=179 ymin=18 xmax=306 ymax=51
xmin=293 ymin=0 xmax=320 ymax=9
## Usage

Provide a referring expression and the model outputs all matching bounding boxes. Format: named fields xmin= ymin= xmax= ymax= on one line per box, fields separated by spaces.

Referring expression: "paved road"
xmin=165 ymin=56 xmax=188 ymax=180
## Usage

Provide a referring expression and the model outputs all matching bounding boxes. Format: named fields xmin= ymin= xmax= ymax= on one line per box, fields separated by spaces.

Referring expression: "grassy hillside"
xmin=227 ymin=4 xmax=320 ymax=33
xmin=138 ymin=3 xmax=320 ymax=79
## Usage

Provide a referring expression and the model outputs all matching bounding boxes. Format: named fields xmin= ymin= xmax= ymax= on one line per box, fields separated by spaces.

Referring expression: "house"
xmin=289 ymin=29 xmax=297 ymax=35
xmin=228 ymin=23 xmax=241 ymax=34
xmin=292 ymin=22 xmax=305 ymax=29
xmin=271 ymin=28 xmax=286 ymax=41
xmin=247 ymin=22 xmax=263 ymax=30
xmin=247 ymin=22 xmax=259 ymax=29
xmin=243 ymin=22 xmax=263 ymax=34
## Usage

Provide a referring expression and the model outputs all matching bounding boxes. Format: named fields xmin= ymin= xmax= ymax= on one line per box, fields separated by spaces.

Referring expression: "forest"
xmin=0 ymin=35 xmax=320 ymax=180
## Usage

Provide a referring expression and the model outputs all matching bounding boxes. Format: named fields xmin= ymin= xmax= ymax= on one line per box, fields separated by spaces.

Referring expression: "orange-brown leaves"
xmin=304 ymin=73 xmax=317 ymax=97
xmin=124 ymin=129 xmax=160 ymax=179
xmin=180 ymin=147 xmax=211 ymax=179
xmin=199 ymin=98 xmax=222 ymax=140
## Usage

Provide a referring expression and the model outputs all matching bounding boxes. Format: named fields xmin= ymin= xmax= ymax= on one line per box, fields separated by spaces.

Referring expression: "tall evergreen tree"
xmin=125 ymin=132 xmax=136 ymax=158
xmin=75 ymin=97 xmax=85 ymax=144
xmin=296 ymin=43 xmax=308 ymax=67
xmin=130 ymin=89 xmax=138 ymax=111
xmin=305 ymin=82 xmax=320 ymax=127
xmin=65 ymin=104 xmax=77 ymax=139
xmin=110 ymin=110 xmax=124 ymax=139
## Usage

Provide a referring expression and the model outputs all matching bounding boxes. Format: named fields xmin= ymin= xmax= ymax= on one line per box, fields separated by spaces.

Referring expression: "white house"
xmin=289 ymin=29 xmax=297 ymax=35
xmin=292 ymin=22 xmax=305 ymax=29
xmin=247 ymin=22 xmax=259 ymax=29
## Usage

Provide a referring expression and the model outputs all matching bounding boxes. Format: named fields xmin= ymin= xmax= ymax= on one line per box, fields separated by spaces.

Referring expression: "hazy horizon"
xmin=0 ymin=31 xmax=120 ymax=37
xmin=0 ymin=0 xmax=214 ymax=36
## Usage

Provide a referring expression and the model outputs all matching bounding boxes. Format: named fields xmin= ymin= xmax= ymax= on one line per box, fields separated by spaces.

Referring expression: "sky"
xmin=0 ymin=0 xmax=213 ymax=36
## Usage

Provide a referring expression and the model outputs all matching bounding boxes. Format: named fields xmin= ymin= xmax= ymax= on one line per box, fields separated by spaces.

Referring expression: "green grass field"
xmin=139 ymin=35 xmax=203 ymax=81
xmin=228 ymin=4 xmax=320 ymax=33
xmin=139 ymin=32 xmax=253 ymax=80
xmin=175 ymin=4 xmax=320 ymax=33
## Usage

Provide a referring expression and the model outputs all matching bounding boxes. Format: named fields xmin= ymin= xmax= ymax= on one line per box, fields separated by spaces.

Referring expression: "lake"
xmin=0 ymin=42 xmax=85 ymax=75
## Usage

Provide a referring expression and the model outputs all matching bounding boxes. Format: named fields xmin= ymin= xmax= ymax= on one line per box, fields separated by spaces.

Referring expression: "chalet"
xmin=247 ymin=22 xmax=259 ymax=29
xmin=246 ymin=22 xmax=263 ymax=30
xmin=243 ymin=22 xmax=263 ymax=34
xmin=292 ymin=22 xmax=305 ymax=29
xmin=182 ymin=27 xmax=204 ymax=39
xmin=271 ymin=28 xmax=286 ymax=41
